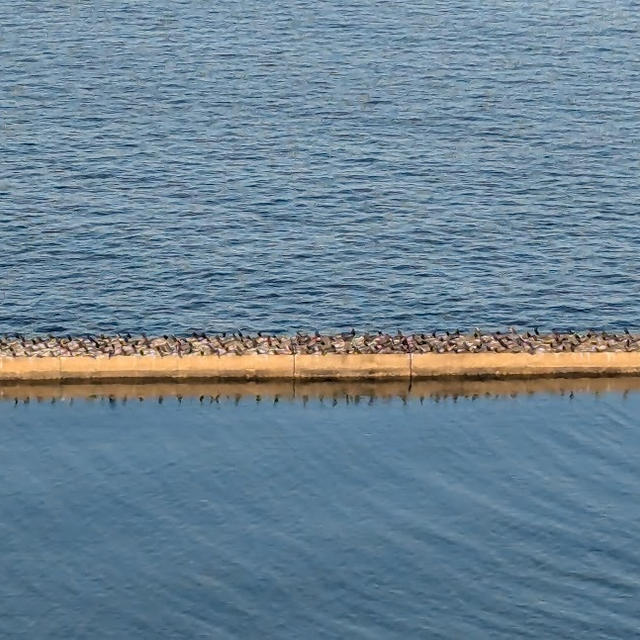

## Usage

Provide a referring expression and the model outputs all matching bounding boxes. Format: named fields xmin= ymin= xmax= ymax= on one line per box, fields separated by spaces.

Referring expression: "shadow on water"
xmin=2 ymin=376 xmax=640 ymax=404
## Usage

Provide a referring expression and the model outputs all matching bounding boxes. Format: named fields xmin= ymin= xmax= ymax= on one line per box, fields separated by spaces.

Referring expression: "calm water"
xmin=1 ymin=390 xmax=640 ymax=638
xmin=2 ymin=1 xmax=640 ymax=334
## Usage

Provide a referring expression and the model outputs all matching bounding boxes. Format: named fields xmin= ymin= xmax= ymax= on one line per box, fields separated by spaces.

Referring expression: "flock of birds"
xmin=0 ymin=330 xmax=639 ymax=357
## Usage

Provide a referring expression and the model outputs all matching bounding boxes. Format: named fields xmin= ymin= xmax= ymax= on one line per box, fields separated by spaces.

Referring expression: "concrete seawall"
xmin=3 ymin=351 xmax=640 ymax=381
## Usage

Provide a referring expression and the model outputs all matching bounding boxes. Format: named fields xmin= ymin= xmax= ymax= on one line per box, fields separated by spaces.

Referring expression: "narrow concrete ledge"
xmin=411 ymin=352 xmax=640 ymax=378
xmin=0 ymin=354 xmax=295 ymax=381
xmin=3 ymin=351 xmax=640 ymax=382
xmin=0 ymin=356 xmax=61 ymax=380
xmin=295 ymin=353 xmax=411 ymax=379
xmin=59 ymin=355 xmax=181 ymax=379
xmin=175 ymin=354 xmax=294 ymax=379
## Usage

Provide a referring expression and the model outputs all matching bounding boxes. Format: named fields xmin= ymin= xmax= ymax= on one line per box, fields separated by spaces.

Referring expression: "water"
xmin=3 ymin=3 xmax=640 ymax=637
xmin=1 ymin=388 xmax=640 ymax=638
xmin=2 ymin=1 xmax=640 ymax=334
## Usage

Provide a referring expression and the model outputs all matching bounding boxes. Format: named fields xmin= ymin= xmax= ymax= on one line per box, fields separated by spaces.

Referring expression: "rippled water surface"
xmin=3 ymin=4 xmax=640 ymax=637
xmin=2 ymin=1 xmax=640 ymax=334
xmin=1 ymin=389 xmax=640 ymax=638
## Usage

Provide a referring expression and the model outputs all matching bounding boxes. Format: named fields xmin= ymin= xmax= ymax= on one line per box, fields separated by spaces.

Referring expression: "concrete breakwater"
xmin=2 ymin=331 xmax=640 ymax=381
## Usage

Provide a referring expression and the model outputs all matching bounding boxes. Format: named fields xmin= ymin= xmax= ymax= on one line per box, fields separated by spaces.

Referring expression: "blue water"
xmin=1 ymin=391 xmax=640 ymax=638
xmin=2 ymin=1 xmax=640 ymax=334
xmin=3 ymin=2 xmax=640 ymax=637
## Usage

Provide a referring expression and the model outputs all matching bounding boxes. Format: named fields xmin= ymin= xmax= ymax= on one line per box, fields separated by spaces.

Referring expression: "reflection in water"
xmin=1 ymin=376 xmax=640 ymax=404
